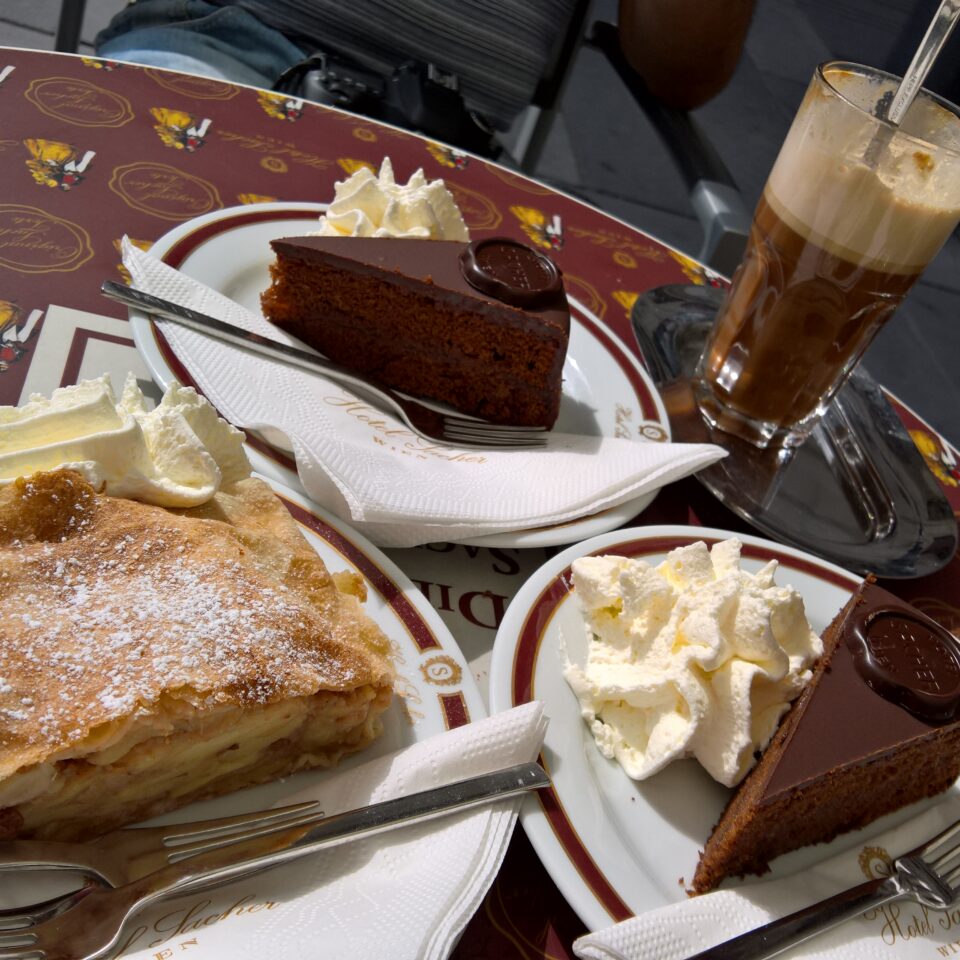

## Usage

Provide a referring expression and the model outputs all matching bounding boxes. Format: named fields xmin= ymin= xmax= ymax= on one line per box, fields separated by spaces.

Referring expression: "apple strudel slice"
xmin=0 ymin=469 xmax=394 ymax=841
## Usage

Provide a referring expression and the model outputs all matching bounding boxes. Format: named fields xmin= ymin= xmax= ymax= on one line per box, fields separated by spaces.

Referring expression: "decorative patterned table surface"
xmin=1 ymin=46 xmax=959 ymax=959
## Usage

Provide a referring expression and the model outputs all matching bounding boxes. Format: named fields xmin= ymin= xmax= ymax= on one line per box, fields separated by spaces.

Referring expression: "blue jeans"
xmin=94 ymin=0 xmax=306 ymax=89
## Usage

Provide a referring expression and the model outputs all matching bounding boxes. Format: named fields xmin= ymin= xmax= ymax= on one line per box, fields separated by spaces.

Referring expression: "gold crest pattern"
xmin=668 ymin=249 xmax=724 ymax=287
xmin=0 ymin=300 xmax=42 ymax=372
xmin=150 ymin=108 xmax=211 ymax=151
xmin=426 ymin=142 xmax=469 ymax=169
xmin=337 ymin=158 xmax=376 ymax=177
xmin=144 ymin=69 xmax=239 ymax=100
xmin=238 ymin=193 xmax=278 ymax=205
xmin=24 ymin=138 xmax=95 ymax=190
xmin=0 ymin=204 xmax=94 ymax=273
xmin=25 ymin=77 xmax=134 ymax=127
xmin=256 ymin=90 xmax=304 ymax=122
xmin=446 ymin=183 xmax=502 ymax=231
xmin=419 ymin=655 xmax=463 ymax=687
xmin=510 ymin=205 xmax=563 ymax=250
xmin=108 ymin=162 xmax=223 ymax=221
xmin=612 ymin=290 xmax=639 ymax=317
xmin=910 ymin=428 xmax=959 ymax=487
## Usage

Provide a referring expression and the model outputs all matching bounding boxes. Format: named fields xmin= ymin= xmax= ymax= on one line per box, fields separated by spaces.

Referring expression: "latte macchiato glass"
xmin=697 ymin=62 xmax=960 ymax=448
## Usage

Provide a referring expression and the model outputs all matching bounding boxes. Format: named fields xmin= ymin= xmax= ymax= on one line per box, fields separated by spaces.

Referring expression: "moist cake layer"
xmin=261 ymin=236 xmax=570 ymax=427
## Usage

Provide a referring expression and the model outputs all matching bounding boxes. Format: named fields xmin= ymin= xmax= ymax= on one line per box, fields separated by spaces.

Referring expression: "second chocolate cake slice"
xmin=261 ymin=235 xmax=570 ymax=428
xmin=693 ymin=578 xmax=960 ymax=893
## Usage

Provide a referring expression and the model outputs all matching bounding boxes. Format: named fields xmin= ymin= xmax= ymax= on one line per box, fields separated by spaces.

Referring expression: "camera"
xmin=274 ymin=52 xmax=495 ymax=155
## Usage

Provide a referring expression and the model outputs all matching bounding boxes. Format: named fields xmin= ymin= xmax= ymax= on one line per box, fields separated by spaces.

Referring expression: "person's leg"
xmin=95 ymin=0 xmax=306 ymax=89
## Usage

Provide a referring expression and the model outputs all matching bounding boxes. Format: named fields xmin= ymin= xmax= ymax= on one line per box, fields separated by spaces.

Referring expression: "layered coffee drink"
xmin=698 ymin=63 xmax=960 ymax=447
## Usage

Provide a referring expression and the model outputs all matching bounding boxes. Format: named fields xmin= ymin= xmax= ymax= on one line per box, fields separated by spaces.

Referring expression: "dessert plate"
xmin=129 ymin=202 xmax=672 ymax=549
xmin=487 ymin=525 xmax=949 ymax=931
xmin=1 ymin=473 xmax=487 ymax=953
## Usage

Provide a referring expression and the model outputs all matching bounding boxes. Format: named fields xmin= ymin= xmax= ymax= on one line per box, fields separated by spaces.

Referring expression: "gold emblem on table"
xmin=426 ymin=142 xmax=469 ymax=169
xmin=668 ymin=249 xmax=724 ymax=287
xmin=613 ymin=289 xmax=639 ymax=317
xmin=23 ymin=139 xmax=95 ymax=190
xmin=80 ymin=57 xmax=120 ymax=71
xmin=510 ymin=205 xmax=563 ymax=250
xmin=256 ymin=90 xmax=304 ymax=122
xmin=338 ymin=158 xmax=376 ymax=177
xmin=910 ymin=429 xmax=959 ymax=488
xmin=144 ymin=68 xmax=240 ymax=100
xmin=351 ymin=126 xmax=378 ymax=142
xmin=446 ymin=183 xmax=502 ymax=231
xmin=108 ymin=162 xmax=223 ymax=221
xmin=419 ymin=655 xmax=463 ymax=687
xmin=24 ymin=76 xmax=134 ymax=127
xmin=613 ymin=250 xmax=637 ymax=268
xmin=0 ymin=204 xmax=94 ymax=273
xmin=0 ymin=300 xmax=42 ymax=372
xmin=150 ymin=108 xmax=211 ymax=152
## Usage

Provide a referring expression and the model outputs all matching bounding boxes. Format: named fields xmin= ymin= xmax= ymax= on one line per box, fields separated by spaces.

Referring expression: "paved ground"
xmin=5 ymin=0 xmax=958 ymax=445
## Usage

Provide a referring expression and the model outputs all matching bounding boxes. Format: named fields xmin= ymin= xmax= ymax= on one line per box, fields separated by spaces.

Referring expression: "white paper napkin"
xmin=115 ymin=701 xmax=548 ymax=960
xmin=122 ymin=240 xmax=725 ymax=547
xmin=574 ymin=794 xmax=960 ymax=960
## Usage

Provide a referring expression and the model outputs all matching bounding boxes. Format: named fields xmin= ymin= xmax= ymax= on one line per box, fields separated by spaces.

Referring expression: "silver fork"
xmin=689 ymin=816 xmax=960 ymax=959
xmin=100 ymin=280 xmax=549 ymax=449
xmin=0 ymin=799 xmax=323 ymax=931
xmin=0 ymin=762 xmax=548 ymax=960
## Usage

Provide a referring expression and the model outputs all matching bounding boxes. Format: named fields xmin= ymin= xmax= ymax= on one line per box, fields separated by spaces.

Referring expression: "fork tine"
xmin=919 ymin=818 xmax=960 ymax=863
xmin=0 ymin=951 xmax=41 ymax=960
xmin=440 ymin=425 xmax=549 ymax=446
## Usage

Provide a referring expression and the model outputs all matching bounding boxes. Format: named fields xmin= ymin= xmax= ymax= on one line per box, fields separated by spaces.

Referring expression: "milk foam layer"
xmin=767 ymin=67 xmax=960 ymax=273
xmin=564 ymin=539 xmax=822 ymax=787
xmin=315 ymin=157 xmax=470 ymax=240
xmin=0 ymin=374 xmax=250 ymax=506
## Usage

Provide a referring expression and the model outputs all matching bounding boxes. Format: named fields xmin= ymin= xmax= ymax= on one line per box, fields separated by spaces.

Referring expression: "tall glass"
xmin=696 ymin=62 xmax=960 ymax=449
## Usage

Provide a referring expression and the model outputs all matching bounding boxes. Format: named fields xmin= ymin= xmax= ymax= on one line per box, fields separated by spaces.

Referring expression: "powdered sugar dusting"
xmin=0 ymin=473 xmax=386 ymax=765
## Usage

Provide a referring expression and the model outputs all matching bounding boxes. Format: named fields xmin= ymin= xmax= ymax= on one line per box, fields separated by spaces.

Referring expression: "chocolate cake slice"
xmin=260 ymin=235 xmax=570 ymax=427
xmin=693 ymin=579 xmax=960 ymax=893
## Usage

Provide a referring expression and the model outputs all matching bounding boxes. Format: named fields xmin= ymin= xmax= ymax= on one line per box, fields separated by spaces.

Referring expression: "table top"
xmin=2 ymin=46 xmax=959 ymax=959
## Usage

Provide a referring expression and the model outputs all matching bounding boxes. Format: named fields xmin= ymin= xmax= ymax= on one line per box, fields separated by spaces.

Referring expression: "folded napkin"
xmin=115 ymin=702 xmax=547 ymax=960
xmin=574 ymin=794 xmax=960 ymax=960
xmin=122 ymin=240 xmax=725 ymax=547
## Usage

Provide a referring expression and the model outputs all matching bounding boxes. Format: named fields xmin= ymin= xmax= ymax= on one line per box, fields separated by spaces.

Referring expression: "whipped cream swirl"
xmin=315 ymin=157 xmax=469 ymax=240
xmin=0 ymin=374 xmax=250 ymax=507
xmin=565 ymin=539 xmax=822 ymax=787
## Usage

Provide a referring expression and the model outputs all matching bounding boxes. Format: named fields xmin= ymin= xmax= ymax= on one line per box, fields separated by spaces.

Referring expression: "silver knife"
xmin=22 ymin=762 xmax=549 ymax=955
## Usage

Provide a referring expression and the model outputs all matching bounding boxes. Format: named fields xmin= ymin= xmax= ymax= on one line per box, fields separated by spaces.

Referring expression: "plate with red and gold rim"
xmin=128 ymin=202 xmax=672 ymax=549
xmin=489 ymin=525 xmax=866 ymax=931
xmin=262 ymin=472 xmax=486 ymax=757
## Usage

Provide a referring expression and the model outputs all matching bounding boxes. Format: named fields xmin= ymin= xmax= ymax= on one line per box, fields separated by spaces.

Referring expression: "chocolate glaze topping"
xmin=459 ymin=238 xmax=562 ymax=308
xmin=848 ymin=595 xmax=960 ymax=722
xmin=763 ymin=580 xmax=960 ymax=798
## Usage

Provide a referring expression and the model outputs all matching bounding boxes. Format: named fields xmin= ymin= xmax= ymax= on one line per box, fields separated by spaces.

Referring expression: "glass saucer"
xmin=631 ymin=284 xmax=957 ymax=579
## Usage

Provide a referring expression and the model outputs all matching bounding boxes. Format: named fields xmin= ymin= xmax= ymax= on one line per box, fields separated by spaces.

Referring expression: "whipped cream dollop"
xmin=315 ymin=157 xmax=470 ymax=240
xmin=564 ymin=539 xmax=821 ymax=787
xmin=0 ymin=374 xmax=250 ymax=507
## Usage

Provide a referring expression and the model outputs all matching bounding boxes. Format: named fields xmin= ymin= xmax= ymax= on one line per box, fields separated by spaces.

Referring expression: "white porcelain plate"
xmin=129 ymin=203 xmax=672 ymax=549
xmin=489 ymin=525 xmax=868 ymax=931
